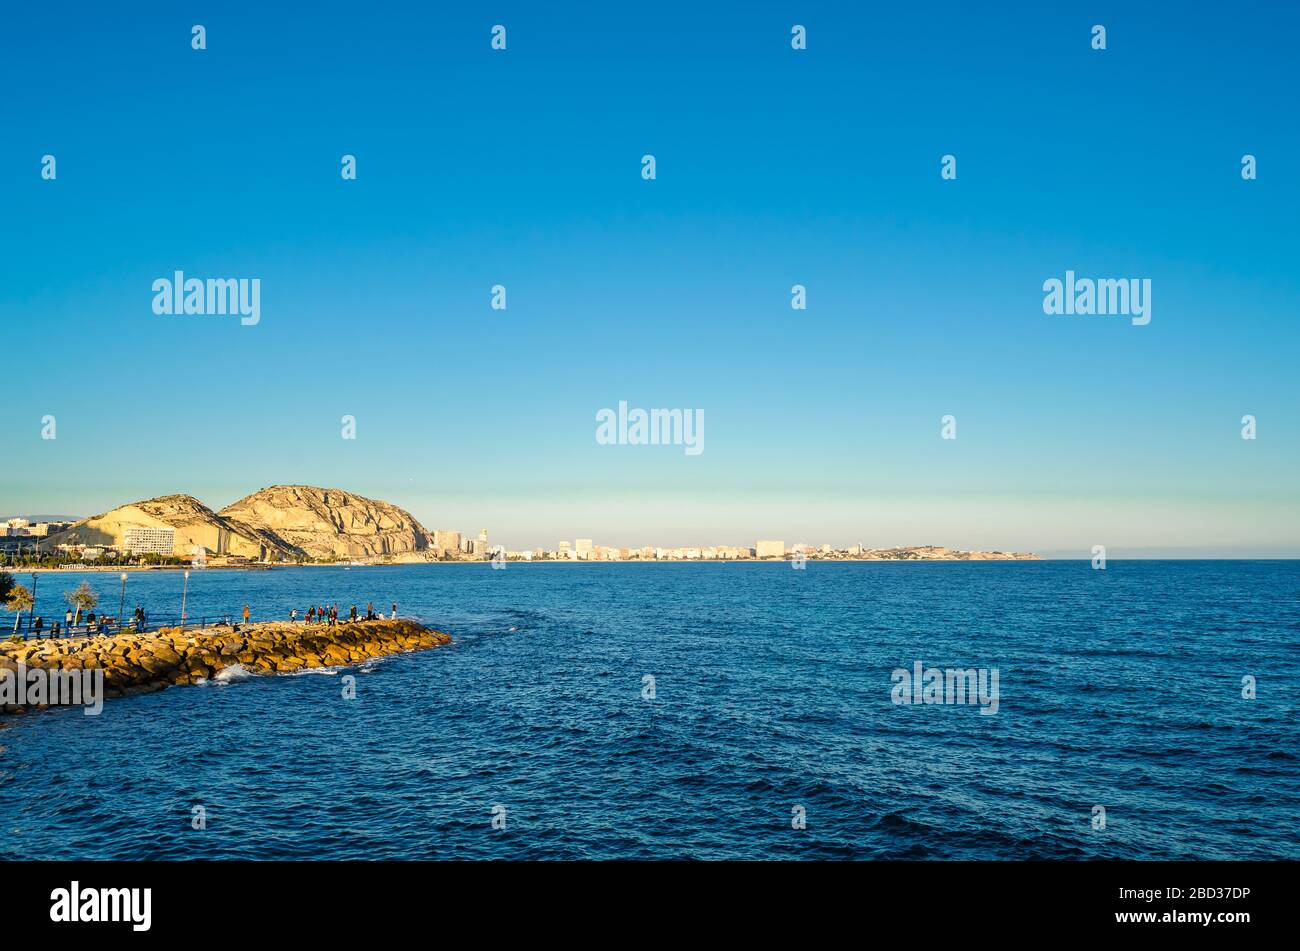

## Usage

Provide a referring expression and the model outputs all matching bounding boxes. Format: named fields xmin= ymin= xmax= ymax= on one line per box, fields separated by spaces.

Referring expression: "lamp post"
xmin=180 ymin=569 xmax=190 ymax=634
xmin=30 ymin=572 xmax=38 ymax=622
xmin=118 ymin=572 xmax=128 ymax=628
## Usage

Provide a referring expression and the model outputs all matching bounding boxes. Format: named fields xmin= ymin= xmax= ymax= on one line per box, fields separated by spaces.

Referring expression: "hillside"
xmin=217 ymin=485 xmax=434 ymax=559
xmin=41 ymin=494 xmax=301 ymax=560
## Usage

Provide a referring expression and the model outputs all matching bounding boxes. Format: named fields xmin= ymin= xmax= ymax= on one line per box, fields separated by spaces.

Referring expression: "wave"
xmin=210 ymin=664 xmax=253 ymax=683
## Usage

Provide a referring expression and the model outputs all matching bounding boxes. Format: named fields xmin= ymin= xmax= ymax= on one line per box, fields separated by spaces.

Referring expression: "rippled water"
xmin=1 ymin=561 xmax=1296 ymax=860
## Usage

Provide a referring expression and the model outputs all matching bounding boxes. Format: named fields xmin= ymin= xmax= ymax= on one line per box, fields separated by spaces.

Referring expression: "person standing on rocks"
xmin=392 ymin=602 xmax=397 ymax=619
xmin=243 ymin=604 xmax=251 ymax=625
xmin=291 ymin=608 xmax=298 ymax=622
xmin=350 ymin=604 xmax=358 ymax=622
xmin=65 ymin=608 xmax=73 ymax=629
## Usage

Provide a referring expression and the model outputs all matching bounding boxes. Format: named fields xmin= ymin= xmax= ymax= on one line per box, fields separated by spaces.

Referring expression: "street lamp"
xmin=118 ymin=572 xmax=128 ymax=628
xmin=30 ymin=572 xmax=37 ymax=621
xmin=179 ymin=569 xmax=190 ymax=633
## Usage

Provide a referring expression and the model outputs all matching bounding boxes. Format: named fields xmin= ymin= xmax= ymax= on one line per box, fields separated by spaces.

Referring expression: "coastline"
xmin=8 ymin=556 xmax=1044 ymax=574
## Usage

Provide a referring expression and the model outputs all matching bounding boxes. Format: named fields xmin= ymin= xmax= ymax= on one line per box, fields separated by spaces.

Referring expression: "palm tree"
xmin=6 ymin=584 xmax=34 ymax=634
xmin=64 ymin=581 xmax=98 ymax=627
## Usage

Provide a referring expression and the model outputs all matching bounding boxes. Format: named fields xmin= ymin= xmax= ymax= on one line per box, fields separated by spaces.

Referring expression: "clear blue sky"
xmin=2 ymin=1 xmax=1297 ymax=556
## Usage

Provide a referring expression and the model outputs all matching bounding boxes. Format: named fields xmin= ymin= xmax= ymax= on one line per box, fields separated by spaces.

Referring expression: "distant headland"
xmin=3 ymin=485 xmax=1038 ymax=568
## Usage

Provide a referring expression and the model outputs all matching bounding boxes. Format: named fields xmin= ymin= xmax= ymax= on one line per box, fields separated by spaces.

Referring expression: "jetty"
xmin=1 ymin=618 xmax=450 ymax=713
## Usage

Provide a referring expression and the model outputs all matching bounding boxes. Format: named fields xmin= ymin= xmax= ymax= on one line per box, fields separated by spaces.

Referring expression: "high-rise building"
xmin=123 ymin=526 xmax=176 ymax=555
xmin=433 ymin=529 xmax=461 ymax=554
xmin=756 ymin=540 xmax=785 ymax=559
xmin=575 ymin=538 xmax=593 ymax=559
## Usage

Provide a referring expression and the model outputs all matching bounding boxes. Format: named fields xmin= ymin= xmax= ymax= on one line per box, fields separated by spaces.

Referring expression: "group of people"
xmin=289 ymin=602 xmax=398 ymax=626
xmin=20 ymin=606 xmax=149 ymax=638
xmin=28 ymin=599 xmax=398 ymax=639
xmin=55 ymin=608 xmax=140 ymax=635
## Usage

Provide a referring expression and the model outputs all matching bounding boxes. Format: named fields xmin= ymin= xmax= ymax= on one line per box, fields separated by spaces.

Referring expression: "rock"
xmin=322 ymin=645 xmax=351 ymax=664
xmin=135 ymin=653 xmax=178 ymax=676
xmin=143 ymin=645 xmax=182 ymax=666
xmin=217 ymin=485 xmax=434 ymax=559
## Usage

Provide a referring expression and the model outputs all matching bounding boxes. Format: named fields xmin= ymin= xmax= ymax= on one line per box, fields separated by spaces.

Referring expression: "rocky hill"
xmin=41 ymin=486 xmax=434 ymax=562
xmin=218 ymin=485 xmax=434 ymax=559
xmin=42 ymin=494 xmax=301 ymax=560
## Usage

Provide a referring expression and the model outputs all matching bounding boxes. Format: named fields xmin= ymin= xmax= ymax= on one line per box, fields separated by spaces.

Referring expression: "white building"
xmin=123 ymin=526 xmax=176 ymax=555
xmin=756 ymin=539 xmax=785 ymax=559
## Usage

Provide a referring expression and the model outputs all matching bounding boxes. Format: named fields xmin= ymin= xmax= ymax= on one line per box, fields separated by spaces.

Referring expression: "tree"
xmin=6 ymin=583 xmax=34 ymax=634
xmin=65 ymin=581 xmax=98 ymax=626
xmin=0 ymin=570 xmax=13 ymax=605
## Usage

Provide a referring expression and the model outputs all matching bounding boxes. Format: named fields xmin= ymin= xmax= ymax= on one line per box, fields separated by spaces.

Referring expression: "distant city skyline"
xmin=3 ymin=502 xmax=1296 ymax=561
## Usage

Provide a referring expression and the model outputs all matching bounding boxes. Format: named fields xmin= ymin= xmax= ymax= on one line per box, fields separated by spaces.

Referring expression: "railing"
xmin=4 ymin=611 xmax=388 ymax=641
xmin=7 ymin=613 xmax=237 ymax=640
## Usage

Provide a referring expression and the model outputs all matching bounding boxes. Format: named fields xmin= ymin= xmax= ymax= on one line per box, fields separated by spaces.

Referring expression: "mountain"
xmin=42 ymin=494 xmax=301 ymax=560
xmin=217 ymin=485 xmax=433 ymax=559
xmin=40 ymin=486 xmax=434 ymax=561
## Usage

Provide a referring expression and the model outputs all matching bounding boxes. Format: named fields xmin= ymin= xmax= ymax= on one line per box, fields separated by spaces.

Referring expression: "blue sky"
xmin=2 ymin=1 xmax=1298 ymax=555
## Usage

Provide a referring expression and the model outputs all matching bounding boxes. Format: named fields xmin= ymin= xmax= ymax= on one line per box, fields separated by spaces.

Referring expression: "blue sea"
xmin=1 ymin=561 xmax=1296 ymax=860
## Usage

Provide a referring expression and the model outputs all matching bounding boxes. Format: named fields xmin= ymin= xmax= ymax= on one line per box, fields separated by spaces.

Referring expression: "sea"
xmin=1 ymin=560 xmax=1296 ymax=860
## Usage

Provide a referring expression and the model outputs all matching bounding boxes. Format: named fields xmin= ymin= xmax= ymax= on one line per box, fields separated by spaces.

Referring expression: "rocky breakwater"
xmin=0 ymin=619 xmax=450 ymax=713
